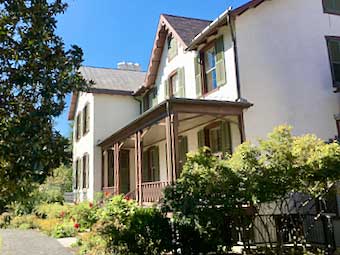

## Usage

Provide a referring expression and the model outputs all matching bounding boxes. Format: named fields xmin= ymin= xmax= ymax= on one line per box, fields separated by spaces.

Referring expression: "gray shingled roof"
xmin=80 ymin=66 xmax=146 ymax=92
xmin=162 ymin=14 xmax=212 ymax=46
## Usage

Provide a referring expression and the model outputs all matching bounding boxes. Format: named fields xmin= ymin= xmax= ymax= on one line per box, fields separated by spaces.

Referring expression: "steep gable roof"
xmin=68 ymin=66 xmax=145 ymax=120
xmin=162 ymin=14 xmax=212 ymax=46
xmin=138 ymin=14 xmax=212 ymax=93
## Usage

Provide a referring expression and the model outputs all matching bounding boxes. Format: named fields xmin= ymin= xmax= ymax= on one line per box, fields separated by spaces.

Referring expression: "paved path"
xmin=0 ymin=229 xmax=73 ymax=255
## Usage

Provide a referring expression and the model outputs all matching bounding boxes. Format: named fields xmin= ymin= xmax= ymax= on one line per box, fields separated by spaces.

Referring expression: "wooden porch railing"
xmin=103 ymin=186 xmax=117 ymax=196
xmin=141 ymin=181 xmax=169 ymax=203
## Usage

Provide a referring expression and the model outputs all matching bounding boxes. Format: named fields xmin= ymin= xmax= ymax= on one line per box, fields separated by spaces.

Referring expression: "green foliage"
xmin=228 ymin=125 xmax=340 ymax=203
xmin=78 ymin=233 xmax=107 ymax=255
xmin=163 ymin=147 xmax=244 ymax=253
xmin=70 ymin=202 xmax=98 ymax=232
xmin=0 ymin=0 xmax=89 ymax=212
xmin=10 ymin=215 xmax=39 ymax=229
xmin=52 ymin=221 xmax=77 ymax=238
xmin=37 ymin=165 xmax=73 ymax=203
xmin=163 ymin=126 xmax=340 ymax=254
xmin=34 ymin=203 xmax=70 ymax=219
xmin=92 ymin=195 xmax=172 ymax=255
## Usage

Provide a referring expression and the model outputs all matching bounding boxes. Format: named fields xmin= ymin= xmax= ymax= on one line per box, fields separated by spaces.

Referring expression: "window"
xmin=327 ymin=37 xmax=340 ymax=87
xmin=323 ymin=0 xmax=340 ymax=15
xmin=178 ymin=136 xmax=188 ymax=176
xmin=82 ymin=154 xmax=89 ymax=189
xmin=142 ymin=146 xmax=160 ymax=182
xmin=143 ymin=88 xmax=158 ymax=112
xmin=83 ymin=104 xmax=90 ymax=135
xmin=195 ymin=36 xmax=226 ymax=96
xmin=197 ymin=121 xmax=232 ymax=154
xmin=205 ymin=45 xmax=218 ymax=91
xmin=76 ymin=113 xmax=82 ymax=140
xmin=165 ymin=68 xmax=186 ymax=98
xmin=75 ymin=158 xmax=82 ymax=189
xmin=107 ymin=150 xmax=114 ymax=187
xmin=337 ymin=119 xmax=340 ymax=137
xmin=167 ymin=36 xmax=178 ymax=61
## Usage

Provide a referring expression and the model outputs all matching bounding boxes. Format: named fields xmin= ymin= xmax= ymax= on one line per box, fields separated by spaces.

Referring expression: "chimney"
xmin=117 ymin=62 xmax=141 ymax=72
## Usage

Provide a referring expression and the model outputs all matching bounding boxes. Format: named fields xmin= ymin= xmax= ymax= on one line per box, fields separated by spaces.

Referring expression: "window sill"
xmin=201 ymin=84 xmax=225 ymax=98
xmin=324 ymin=10 xmax=340 ymax=16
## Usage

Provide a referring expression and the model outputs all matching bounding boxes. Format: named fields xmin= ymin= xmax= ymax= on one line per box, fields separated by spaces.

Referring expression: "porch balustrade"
xmin=140 ymin=181 xmax=169 ymax=203
xmin=102 ymin=186 xmax=117 ymax=196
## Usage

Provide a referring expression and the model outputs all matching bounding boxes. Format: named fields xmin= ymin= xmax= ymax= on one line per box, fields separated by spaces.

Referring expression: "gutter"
xmin=186 ymin=9 xmax=230 ymax=51
xmin=227 ymin=8 xmax=242 ymax=101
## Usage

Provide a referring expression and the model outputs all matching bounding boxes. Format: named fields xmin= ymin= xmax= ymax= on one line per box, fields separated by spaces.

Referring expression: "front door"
xmin=119 ymin=150 xmax=130 ymax=194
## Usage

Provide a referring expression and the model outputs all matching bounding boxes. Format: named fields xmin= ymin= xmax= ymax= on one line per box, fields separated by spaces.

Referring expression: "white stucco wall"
xmin=236 ymin=0 xmax=340 ymax=142
xmin=153 ymin=26 xmax=238 ymax=104
xmin=73 ymin=93 xmax=140 ymax=201
xmin=72 ymin=92 xmax=94 ymax=201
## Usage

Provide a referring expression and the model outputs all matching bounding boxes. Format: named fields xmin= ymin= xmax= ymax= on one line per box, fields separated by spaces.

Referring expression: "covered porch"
xmin=99 ymin=98 xmax=252 ymax=205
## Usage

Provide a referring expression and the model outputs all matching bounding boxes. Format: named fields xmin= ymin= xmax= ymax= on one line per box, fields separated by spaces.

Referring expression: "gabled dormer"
xmin=135 ymin=14 xmax=212 ymax=112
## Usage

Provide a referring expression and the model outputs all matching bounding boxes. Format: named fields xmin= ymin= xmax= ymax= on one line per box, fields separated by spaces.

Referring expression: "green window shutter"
xmin=74 ymin=160 xmax=78 ymax=189
xmin=215 ymin=36 xmax=226 ymax=87
xmin=151 ymin=88 xmax=158 ymax=107
xmin=85 ymin=104 xmax=90 ymax=133
xmin=164 ymin=79 xmax=169 ymax=99
xmin=176 ymin=67 xmax=186 ymax=97
xmin=86 ymin=154 xmax=89 ymax=188
xmin=324 ymin=0 xmax=340 ymax=13
xmin=179 ymin=136 xmax=188 ymax=164
xmin=220 ymin=121 xmax=232 ymax=154
xmin=168 ymin=37 xmax=178 ymax=61
xmin=328 ymin=39 xmax=340 ymax=84
xmin=142 ymin=151 xmax=149 ymax=182
xmin=194 ymin=55 xmax=202 ymax=97
xmin=151 ymin=146 xmax=160 ymax=181
xmin=197 ymin=129 xmax=205 ymax=148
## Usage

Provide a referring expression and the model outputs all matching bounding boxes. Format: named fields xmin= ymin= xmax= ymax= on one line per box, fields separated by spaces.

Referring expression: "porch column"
xmin=238 ymin=113 xmax=246 ymax=143
xmin=165 ymin=113 xmax=179 ymax=184
xmin=134 ymin=131 xmax=142 ymax=205
xmin=114 ymin=143 xmax=120 ymax=195
xmin=102 ymin=150 xmax=108 ymax=189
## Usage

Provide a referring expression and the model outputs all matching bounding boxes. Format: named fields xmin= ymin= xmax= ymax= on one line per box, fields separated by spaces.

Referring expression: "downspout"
xmin=133 ymin=95 xmax=143 ymax=114
xmin=227 ymin=8 xmax=243 ymax=101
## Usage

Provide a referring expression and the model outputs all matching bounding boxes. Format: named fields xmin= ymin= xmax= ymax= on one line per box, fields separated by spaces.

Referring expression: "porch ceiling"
xmin=98 ymin=98 xmax=253 ymax=149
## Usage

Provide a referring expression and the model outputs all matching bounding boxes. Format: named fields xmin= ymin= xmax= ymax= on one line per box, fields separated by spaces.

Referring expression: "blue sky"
xmin=54 ymin=0 xmax=248 ymax=137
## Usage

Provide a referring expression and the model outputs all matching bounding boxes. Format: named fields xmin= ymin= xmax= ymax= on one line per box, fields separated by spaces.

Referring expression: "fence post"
xmin=322 ymin=214 xmax=336 ymax=255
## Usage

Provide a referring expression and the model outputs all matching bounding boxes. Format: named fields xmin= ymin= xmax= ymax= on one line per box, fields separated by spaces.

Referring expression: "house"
xmin=69 ymin=0 xmax=340 ymax=207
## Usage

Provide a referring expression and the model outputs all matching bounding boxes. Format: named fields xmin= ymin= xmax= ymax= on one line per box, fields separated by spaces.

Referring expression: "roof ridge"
xmin=81 ymin=65 xmax=146 ymax=73
xmin=161 ymin=13 xmax=212 ymax=23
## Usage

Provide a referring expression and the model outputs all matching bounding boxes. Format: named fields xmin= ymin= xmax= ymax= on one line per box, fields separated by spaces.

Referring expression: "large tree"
xmin=0 ymin=0 xmax=87 ymax=212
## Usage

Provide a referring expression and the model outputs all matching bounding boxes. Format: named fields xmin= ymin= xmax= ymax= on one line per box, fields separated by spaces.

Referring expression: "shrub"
xmin=52 ymin=221 xmax=77 ymax=238
xmin=78 ymin=233 xmax=107 ymax=255
xmin=70 ymin=202 xmax=98 ymax=232
xmin=0 ymin=212 xmax=12 ymax=228
xmin=35 ymin=218 xmax=62 ymax=236
xmin=34 ymin=203 xmax=70 ymax=219
xmin=94 ymin=196 xmax=172 ymax=255
xmin=10 ymin=215 xmax=39 ymax=229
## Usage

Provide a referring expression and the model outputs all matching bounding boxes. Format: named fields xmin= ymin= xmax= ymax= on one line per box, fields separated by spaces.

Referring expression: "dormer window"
xmin=167 ymin=36 xmax=178 ymax=61
xmin=323 ymin=0 xmax=340 ymax=15
xmin=195 ymin=36 xmax=226 ymax=97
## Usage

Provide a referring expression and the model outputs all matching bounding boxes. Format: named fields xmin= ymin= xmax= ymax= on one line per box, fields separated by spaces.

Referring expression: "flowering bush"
xmin=70 ymin=202 xmax=98 ymax=232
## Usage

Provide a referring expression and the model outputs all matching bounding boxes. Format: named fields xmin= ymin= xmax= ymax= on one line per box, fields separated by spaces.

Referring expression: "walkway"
xmin=0 ymin=229 xmax=73 ymax=255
